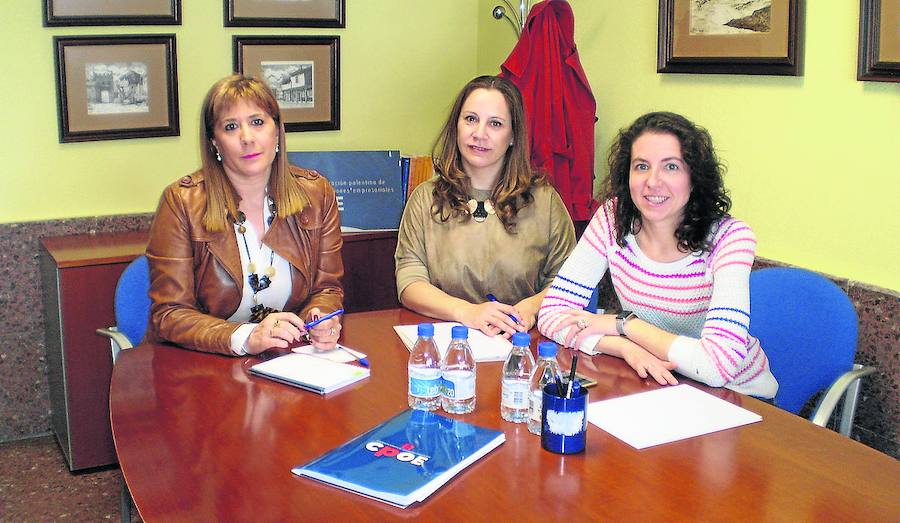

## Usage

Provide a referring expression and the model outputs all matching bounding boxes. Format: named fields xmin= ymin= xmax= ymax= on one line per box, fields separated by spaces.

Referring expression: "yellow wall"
xmin=477 ymin=0 xmax=899 ymax=291
xmin=2 ymin=1 xmax=897 ymax=290
xmin=1 ymin=0 xmax=478 ymax=223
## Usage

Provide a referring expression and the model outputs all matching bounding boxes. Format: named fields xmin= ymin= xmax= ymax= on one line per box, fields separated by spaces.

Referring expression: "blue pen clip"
xmin=485 ymin=294 xmax=521 ymax=325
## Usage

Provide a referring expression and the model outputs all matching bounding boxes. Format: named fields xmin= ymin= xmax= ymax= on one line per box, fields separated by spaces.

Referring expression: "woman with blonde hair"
xmin=395 ymin=75 xmax=575 ymax=336
xmin=146 ymin=74 xmax=343 ymax=355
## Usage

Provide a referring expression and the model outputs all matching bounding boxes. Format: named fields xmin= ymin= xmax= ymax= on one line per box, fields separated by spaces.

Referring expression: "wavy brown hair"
xmin=199 ymin=74 xmax=308 ymax=233
xmin=431 ymin=75 xmax=547 ymax=233
xmin=601 ymin=111 xmax=731 ymax=253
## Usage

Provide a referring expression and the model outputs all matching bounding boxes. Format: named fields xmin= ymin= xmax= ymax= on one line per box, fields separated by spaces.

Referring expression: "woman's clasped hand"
xmin=458 ymin=300 xmax=527 ymax=338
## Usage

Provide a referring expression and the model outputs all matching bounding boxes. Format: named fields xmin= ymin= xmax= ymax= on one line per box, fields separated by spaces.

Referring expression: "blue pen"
xmin=338 ymin=345 xmax=369 ymax=368
xmin=485 ymin=294 xmax=521 ymax=325
xmin=304 ymin=308 xmax=345 ymax=329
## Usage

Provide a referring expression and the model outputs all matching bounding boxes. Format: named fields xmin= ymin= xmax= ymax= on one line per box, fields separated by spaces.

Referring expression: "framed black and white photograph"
xmin=234 ymin=36 xmax=340 ymax=132
xmin=53 ymin=35 xmax=179 ymax=143
xmin=225 ymin=0 xmax=345 ymax=28
xmin=858 ymin=0 xmax=900 ymax=82
xmin=43 ymin=0 xmax=181 ymax=26
xmin=658 ymin=0 xmax=803 ymax=75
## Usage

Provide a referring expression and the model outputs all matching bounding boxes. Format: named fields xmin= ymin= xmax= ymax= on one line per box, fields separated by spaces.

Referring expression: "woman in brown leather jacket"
xmin=146 ymin=75 xmax=344 ymax=356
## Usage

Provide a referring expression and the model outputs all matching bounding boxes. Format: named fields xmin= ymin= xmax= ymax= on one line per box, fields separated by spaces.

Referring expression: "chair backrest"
xmin=115 ymin=255 xmax=151 ymax=346
xmin=749 ymin=268 xmax=858 ymax=414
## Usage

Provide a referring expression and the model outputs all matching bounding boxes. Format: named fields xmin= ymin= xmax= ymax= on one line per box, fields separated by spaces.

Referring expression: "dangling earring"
xmin=509 ymin=140 xmax=514 ymax=146
xmin=215 ymin=149 xmax=222 ymax=162
xmin=275 ymin=142 xmax=279 ymax=154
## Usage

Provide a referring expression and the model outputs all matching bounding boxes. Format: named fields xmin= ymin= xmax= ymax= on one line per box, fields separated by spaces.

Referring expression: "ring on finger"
xmin=576 ymin=318 xmax=588 ymax=330
xmin=273 ymin=319 xmax=280 ymax=328
xmin=329 ymin=327 xmax=336 ymax=336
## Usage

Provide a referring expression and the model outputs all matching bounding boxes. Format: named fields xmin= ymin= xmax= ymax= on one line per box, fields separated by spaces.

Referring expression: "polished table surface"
xmin=110 ymin=309 xmax=899 ymax=522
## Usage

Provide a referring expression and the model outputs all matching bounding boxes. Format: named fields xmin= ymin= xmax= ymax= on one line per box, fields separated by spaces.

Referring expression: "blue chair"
xmin=96 ymin=255 xmax=150 ymax=362
xmin=95 ymin=254 xmax=149 ymax=523
xmin=749 ymin=267 xmax=875 ymax=436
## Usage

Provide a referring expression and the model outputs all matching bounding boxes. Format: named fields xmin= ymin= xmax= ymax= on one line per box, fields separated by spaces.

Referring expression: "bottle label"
xmin=529 ymin=390 xmax=543 ymax=422
xmin=409 ymin=367 xmax=441 ymax=398
xmin=409 ymin=376 xmax=441 ymax=398
xmin=442 ymin=371 xmax=475 ymax=400
xmin=501 ymin=379 xmax=529 ymax=408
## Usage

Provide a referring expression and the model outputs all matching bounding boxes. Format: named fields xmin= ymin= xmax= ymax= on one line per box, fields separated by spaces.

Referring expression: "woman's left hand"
xmin=553 ymin=309 xmax=617 ymax=349
xmin=306 ymin=307 xmax=342 ymax=350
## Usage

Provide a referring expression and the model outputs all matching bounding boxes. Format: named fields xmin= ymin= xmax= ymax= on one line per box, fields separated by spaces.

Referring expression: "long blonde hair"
xmin=199 ymin=74 xmax=308 ymax=233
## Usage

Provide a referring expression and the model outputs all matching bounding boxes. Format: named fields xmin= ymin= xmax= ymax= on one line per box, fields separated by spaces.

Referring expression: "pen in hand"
xmin=304 ymin=308 xmax=345 ymax=330
xmin=485 ymin=294 xmax=521 ymax=325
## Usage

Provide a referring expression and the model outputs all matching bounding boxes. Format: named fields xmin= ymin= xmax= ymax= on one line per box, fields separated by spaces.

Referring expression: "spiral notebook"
xmin=250 ymin=353 xmax=369 ymax=394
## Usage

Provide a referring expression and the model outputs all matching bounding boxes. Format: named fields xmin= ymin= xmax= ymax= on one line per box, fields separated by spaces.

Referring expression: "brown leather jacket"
xmin=146 ymin=166 xmax=344 ymax=355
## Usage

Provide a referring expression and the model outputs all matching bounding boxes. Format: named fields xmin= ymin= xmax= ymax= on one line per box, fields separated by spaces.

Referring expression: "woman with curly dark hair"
xmin=538 ymin=112 xmax=777 ymax=398
xmin=395 ymin=76 xmax=575 ymax=336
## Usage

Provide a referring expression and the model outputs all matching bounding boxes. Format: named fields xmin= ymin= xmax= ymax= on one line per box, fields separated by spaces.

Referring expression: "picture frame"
xmin=43 ymin=0 xmax=181 ymax=26
xmin=858 ymin=0 xmax=900 ymax=82
xmin=234 ymin=36 xmax=340 ymax=132
xmin=224 ymin=0 xmax=345 ymax=28
xmin=53 ymin=35 xmax=180 ymax=143
xmin=658 ymin=0 xmax=803 ymax=76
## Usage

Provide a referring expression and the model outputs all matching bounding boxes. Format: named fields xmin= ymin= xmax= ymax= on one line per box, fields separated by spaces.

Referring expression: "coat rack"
xmin=492 ymin=0 xmax=531 ymax=36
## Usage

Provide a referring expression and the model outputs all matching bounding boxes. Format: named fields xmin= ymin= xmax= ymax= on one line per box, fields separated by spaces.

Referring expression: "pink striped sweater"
xmin=538 ymin=201 xmax=778 ymax=398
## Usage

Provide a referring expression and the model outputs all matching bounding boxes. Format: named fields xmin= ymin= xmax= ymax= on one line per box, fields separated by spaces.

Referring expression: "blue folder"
xmin=287 ymin=150 xmax=405 ymax=231
xmin=292 ymin=409 xmax=505 ymax=508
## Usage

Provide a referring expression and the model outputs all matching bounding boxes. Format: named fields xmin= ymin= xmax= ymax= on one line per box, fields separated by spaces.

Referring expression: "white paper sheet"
xmin=292 ymin=344 xmax=366 ymax=364
xmin=587 ymin=385 xmax=762 ymax=449
xmin=393 ymin=322 xmax=512 ymax=362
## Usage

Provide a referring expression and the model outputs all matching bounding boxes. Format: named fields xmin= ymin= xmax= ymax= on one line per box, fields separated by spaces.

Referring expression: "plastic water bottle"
xmin=408 ymin=323 xmax=442 ymax=411
xmin=528 ymin=341 xmax=562 ymax=435
xmin=501 ymin=332 xmax=535 ymax=423
xmin=441 ymin=326 xmax=476 ymax=414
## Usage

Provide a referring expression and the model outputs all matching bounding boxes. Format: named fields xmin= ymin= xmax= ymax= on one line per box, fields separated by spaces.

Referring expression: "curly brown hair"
xmin=430 ymin=76 xmax=547 ymax=233
xmin=601 ymin=111 xmax=731 ymax=253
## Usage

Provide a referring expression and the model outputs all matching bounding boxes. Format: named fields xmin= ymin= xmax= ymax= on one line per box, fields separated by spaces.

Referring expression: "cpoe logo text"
xmin=365 ymin=441 xmax=430 ymax=466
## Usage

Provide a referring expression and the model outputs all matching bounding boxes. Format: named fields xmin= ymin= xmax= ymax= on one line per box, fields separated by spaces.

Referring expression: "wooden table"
xmin=110 ymin=309 xmax=900 ymax=522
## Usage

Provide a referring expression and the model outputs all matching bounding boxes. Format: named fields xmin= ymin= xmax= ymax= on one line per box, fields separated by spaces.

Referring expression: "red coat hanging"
xmin=500 ymin=0 xmax=598 ymax=222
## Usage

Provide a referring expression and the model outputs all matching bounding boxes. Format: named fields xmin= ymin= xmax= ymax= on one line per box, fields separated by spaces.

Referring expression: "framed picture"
xmin=224 ymin=0 xmax=345 ymax=28
xmin=234 ymin=36 xmax=340 ymax=132
xmin=43 ymin=0 xmax=181 ymax=26
xmin=658 ymin=0 xmax=803 ymax=75
xmin=53 ymin=35 xmax=180 ymax=143
xmin=858 ymin=0 xmax=900 ymax=82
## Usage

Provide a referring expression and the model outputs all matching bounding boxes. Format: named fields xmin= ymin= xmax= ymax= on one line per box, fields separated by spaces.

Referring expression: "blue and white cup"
xmin=541 ymin=382 xmax=587 ymax=454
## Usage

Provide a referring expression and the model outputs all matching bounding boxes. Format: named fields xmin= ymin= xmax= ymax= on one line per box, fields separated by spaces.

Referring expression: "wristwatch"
xmin=616 ymin=310 xmax=637 ymax=337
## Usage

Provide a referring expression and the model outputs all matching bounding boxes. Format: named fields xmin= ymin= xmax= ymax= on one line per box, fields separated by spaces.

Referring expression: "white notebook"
xmin=393 ymin=322 xmax=513 ymax=362
xmin=250 ymin=353 xmax=370 ymax=394
xmin=587 ymin=385 xmax=762 ymax=449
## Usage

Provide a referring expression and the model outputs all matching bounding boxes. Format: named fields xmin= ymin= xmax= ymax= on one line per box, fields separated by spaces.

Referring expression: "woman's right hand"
xmin=457 ymin=301 xmax=524 ymax=338
xmin=245 ymin=312 xmax=307 ymax=355
xmin=621 ymin=344 xmax=679 ymax=385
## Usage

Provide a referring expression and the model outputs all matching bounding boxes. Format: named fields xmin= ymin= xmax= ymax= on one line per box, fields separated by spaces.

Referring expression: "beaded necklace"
xmin=235 ymin=197 xmax=280 ymax=322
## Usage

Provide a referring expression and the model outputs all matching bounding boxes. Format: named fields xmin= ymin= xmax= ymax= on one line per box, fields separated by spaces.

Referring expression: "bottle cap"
xmin=538 ymin=341 xmax=558 ymax=357
xmin=417 ymin=323 xmax=434 ymax=337
xmin=450 ymin=325 xmax=468 ymax=339
xmin=511 ymin=332 xmax=530 ymax=347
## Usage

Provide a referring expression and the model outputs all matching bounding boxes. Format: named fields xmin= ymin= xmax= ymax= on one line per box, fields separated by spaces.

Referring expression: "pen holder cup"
xmin=541 ymin=382 xmax=588 ymax=454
